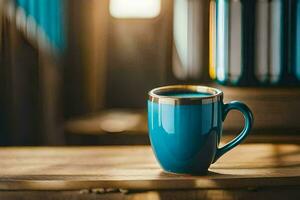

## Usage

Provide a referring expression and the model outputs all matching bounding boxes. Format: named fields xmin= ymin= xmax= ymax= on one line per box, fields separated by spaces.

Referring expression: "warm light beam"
xmin=109 ymin=0 xmax=161 ymax=19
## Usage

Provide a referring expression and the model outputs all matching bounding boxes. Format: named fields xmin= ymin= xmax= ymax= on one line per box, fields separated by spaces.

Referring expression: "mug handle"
xmin=213 ymin=101 xmax=254 ymax=163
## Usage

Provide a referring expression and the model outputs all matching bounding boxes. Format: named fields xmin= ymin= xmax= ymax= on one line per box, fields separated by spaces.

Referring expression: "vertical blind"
xmin=210 ymin=0 xmax=300 ymax=86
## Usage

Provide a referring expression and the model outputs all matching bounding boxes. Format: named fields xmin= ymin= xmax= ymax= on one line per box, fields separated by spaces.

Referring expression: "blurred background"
xmin=0 ymin=0 xmax=299 ymax=146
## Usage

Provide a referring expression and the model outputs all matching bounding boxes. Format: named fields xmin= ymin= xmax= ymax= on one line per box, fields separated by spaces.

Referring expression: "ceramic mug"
xmin=148 ymin=85 xmax=253 ymax=174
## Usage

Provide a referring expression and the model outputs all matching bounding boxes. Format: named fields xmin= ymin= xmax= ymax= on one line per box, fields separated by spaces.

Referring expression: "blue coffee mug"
xmin=148 ymin=85 xmax=253 ymax=174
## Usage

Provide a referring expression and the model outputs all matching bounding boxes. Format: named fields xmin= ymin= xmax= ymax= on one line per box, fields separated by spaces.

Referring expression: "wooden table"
xmin=0 ymin=144 xmax=300 ymax=199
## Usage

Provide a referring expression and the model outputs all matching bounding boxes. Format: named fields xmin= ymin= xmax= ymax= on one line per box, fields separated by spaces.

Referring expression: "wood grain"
xmin=0 ymin=144 xmax=299 ymax=190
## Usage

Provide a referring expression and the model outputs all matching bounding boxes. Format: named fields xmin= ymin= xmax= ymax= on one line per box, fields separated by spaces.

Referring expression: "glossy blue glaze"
xmin=148 ymin=99 xmax=253 ymax=175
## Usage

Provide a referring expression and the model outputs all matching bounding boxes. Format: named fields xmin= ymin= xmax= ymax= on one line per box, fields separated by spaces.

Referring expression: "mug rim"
xmin=148 ymin=85 xmax=223 ymax=105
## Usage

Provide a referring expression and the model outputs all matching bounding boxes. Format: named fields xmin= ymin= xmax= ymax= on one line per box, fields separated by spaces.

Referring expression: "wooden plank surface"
xmin=0 ymin=144 xmax=299 ymax=190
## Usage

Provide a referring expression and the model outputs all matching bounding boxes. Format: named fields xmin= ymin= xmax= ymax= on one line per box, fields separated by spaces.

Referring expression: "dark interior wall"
xmin=64 ymin=0 xmax=173 ymax=112
xmin=0 ymin=13 xmax=9 ymax=145
xmin=0 ymin=2 xmax=64 ymax=145
xmin=64 ymin=0 xmax=109 ymax=117
xmin=0 ymin=16 xmax=40 ymax=145
xmin=106 ymin=0 xmax=173 ymax=108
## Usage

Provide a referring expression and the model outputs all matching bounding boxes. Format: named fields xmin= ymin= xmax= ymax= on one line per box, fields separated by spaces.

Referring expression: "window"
xmin=109 ymin=0 xmax=161 ymax=19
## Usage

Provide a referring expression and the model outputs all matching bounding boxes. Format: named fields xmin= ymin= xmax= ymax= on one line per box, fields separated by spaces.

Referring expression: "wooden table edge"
xmin=0 ymin=176 xmax=299 ymax=191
